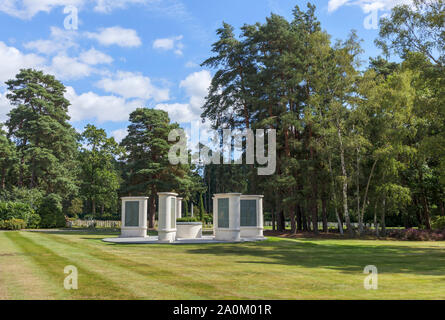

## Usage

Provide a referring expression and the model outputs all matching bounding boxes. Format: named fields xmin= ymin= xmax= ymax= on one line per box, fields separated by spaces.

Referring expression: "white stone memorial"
xmin=213 ymin=193 xmax=241 ymax=241
xmin=176 ymin=222 xmax=202 ymax=239
xmin=157 ymin=192 xmax=178 ymax=243
xmin=176 ymin=197 xmax=183 ymax=219
xmin=240 ymin=195 xmax=264 ymax=238
xmin=120 ymin=197 xmax=148 ymax=238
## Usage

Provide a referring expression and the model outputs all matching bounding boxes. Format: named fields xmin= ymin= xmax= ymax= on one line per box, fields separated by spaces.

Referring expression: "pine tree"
xmin=6 ymin=69 xmax=79 ymax=198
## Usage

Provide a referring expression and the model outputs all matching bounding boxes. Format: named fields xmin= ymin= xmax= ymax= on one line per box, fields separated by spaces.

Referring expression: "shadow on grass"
xmin=31 ymin=229 xmax=445 ymax=277
xmin=183 ymin=238 xmax=445 ymax=276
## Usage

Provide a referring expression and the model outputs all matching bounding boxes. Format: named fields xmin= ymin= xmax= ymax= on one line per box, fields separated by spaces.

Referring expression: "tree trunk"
xmin=421 ymin=195 xmax=431 ymax=229
xmin=360 ymin=159 xmax=377 ymax=235
xmin=381 ymin=197 xmax=386 ymax=236
xmin=296 ymin=205 xmax=302 ymax=231
xmin=356 ymin=148 xmax=361 ymax=233
xmin=374 ymin=200 xmax=379 ymax=237
xmin=311 ymin=183 xmax=319 ymax=234
xmin=149 ymin=195 xmax=156 ymax=229
xmin=302 ymin=207 xmax=308 ymax=231
xmin=306 ymin=205 xmax=312 ymax=232
xmin=271 ymin=208 xmax=276 ymax=231
xmin=337 ymin=124 xmax=352 ymax=235
xmin=328 ymin=157 xmax=343 ymax=235
xmin=92 ymin=199 xmax=96 ymax=217
xmin=322 ymin=197 xmax=328 ymax=233
xmin=277 ymin=210 xmax=285 ymax=232
xmin=289 ymin=208 xmax=297 ymax=234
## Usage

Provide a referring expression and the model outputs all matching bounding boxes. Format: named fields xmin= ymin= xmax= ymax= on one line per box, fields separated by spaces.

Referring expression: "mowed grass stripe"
xmin=5 ymin=232 xmax=140 ymax=300
xmin=37 ymin=232 xmax=339 ymax=299
xmin=36 ymin=232 xmax=224 ymax=299
xmin=0 ymin=231 xmax=65 ymax=300
xmin=28 ymin=231 xmax=204 ymax=299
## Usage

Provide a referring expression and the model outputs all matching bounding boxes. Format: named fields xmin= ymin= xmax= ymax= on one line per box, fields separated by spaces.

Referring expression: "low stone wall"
xmin=176 ymin=222 xmax=202 ymax=239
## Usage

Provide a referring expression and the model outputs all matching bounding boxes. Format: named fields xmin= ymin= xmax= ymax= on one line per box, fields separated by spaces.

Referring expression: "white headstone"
xmin=120 ymin=197 xmax=148 ymax=238
xmin=213 ymin=193 xmax=241 ymax=241
xmin=240 ymin=195 xmax=264 ymax=238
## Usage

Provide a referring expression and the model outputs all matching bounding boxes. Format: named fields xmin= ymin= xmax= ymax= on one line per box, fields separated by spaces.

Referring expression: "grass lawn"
xmin=0 ymin=229 xmax=444 ymax=300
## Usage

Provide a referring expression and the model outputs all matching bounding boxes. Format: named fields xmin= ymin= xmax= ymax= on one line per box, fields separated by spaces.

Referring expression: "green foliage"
xmin=0 ymin=201 xmax=40 ymax=228
xmin=121 ymin=108 xmax=204 ymax=227
xmin=2 ymin=187 xmax=44 ymax=210
xmin=79 ymin=124 xmax=122 ymax=217
xmin=177 ymin=217 xmax=200 ymax=223
xmin=5 ymin=69 xmax=79 ymax=197
xmin=37 ymin=193 xmax=65 ymax=228
xmin=376 ymin=0 xmax=444 ymax=66
xmin=202 ymin=213 xmax=213 ymax=225
xmin=431 ymin=216 xmax=445 ymax=230
xmin=0 ymin=218 xmax=26 ymax=230
xmin=0 ymin=128 xmax=16 ymax=189
xmin=67 ymin=198 xmax=83 ymax=218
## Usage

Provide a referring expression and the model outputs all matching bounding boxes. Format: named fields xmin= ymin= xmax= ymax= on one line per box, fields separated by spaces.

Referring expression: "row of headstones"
xmin=120 ymin=192 xmax=264 ymax=242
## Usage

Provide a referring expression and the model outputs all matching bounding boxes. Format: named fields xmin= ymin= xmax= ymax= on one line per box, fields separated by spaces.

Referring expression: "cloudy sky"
xmin=0 ymin=0 xmax=409 ymax=142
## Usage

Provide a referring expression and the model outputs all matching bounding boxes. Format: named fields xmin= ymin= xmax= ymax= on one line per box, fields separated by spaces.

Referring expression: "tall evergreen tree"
xmin=5 ymin=69 xmax=79 ymax=198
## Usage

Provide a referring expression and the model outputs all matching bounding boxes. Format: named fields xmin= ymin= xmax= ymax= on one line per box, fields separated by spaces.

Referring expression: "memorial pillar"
xmin=176 ymin=197 xmax=183 ymax=219
xmin=157 ymin=192 xmax=178 ymax=243
xmin=213 ymin=193 xmax=241 ymax=241
xmin=120 ymin=197 xmax=148 ymax=238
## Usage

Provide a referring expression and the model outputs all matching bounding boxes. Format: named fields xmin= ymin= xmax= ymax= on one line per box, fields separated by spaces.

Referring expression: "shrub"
xmin=389 ymin=228 xmax=445 ymax=241
xmin=0 ymin=218 xmax=27 ymax=230
xmin=2 ymin=187 xmax=44 ymax=210
xmin=38 ymin=194 xmax=65 ymax=228
xmin=431 ymin=216 xmax=445 ymax=230
xmin=0 ymin=201 xmax=41 ymax=228
xmin=202 ymin=213 xmax=213 ymax=225
xmin=177 ymin=217 xmax=200 ymax=223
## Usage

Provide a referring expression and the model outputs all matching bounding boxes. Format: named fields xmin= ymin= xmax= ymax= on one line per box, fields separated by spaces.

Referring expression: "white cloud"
xmin=155 ymin=103 xmax=197 ymax=123
xmin=46 ymin=55 xmax=93 ymax=80
xmin=111 ymin=128 xmax=128 ymax=143
xmin=94 ymin=0 xmax=149 ymax=13
xmin=153 ymin=35 xmax=184 ymax=56
xmin=328 ymin=0 xmax=413 ymax=13
xmin=0 ymin=0 xmax=154 ymax=19
xmin=66 ymin=86 xmax=143 ymax=123
xmin=155 ymin=70 xmax=211 ymax=124
xmin=24 ymin=26 xmax=78 ymax=55
xmin=85 ymin=26 xmax=142 ymax=47
xmin=179 ymin=70 xmax=211 ymax=114
xmin=0 ymin=0 xmax=84 ymax=19
xmin=185 ymin=61 xmax=199 ymax=68
xmin=95 ymin=71 xmax=169 ymax=101
xmin=24 ymin=28 xmax=111 ymax=79
xmin=0 ymin=42 xmax=45 ymax=84
xmin=0 ymin=91 xmax=13 ymax=123
xmin=79 ymin=48 xmax=113 ymax=65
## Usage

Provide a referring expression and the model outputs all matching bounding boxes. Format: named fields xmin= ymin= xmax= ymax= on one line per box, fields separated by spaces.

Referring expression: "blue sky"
xmin=0 ymin=0 xmax=409 ymax=142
